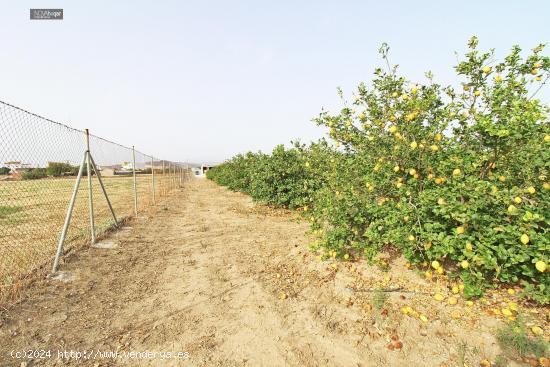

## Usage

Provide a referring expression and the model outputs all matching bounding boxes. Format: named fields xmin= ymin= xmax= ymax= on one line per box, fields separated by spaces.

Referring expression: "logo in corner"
xmin=30 ymin=9 xmax=63 ymax=20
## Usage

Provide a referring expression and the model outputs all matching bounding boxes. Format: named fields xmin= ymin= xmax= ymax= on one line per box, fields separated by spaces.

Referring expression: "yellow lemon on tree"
xmin=437 ymin=198 xmax=445 ymax=205
xmin=520 ymin=234 xmax=530 ymax=245
xmin=527 ymin=186 xmax=536 ymax=194
xmin=402 ymin=94 xmax=409 ymax=100
xmin=393 ymin=165 xmax=400 ymax=172
xmin=452 ymin=168 xmax=461 ymax=176
xmin=408 ymin=234 xmax=415 ymax=241
xmin=452 ymin=286 xmax=459 ymax=294
xmin=474 ymin=90 xmax=481 ymax=96
xmin=392 ymin=92 xmax=398 ymax=98
xmin=431 ymin=260 xmax=441 ymax=269
xmin=411 ymin=86 xmax=418 ymax=94
xmin=430 ymin=145 xmax=439 ymax=152
xmin=456 ymin=226 xmax=465 ymax=234
xmin=544 ymin=183 xmax=550 ymax=190
xmin=389 ymin=125 xmax=397 ymax=133
xmin=396 ymin=182 xmax=403 ymax=188
xmin=435 ymin=133 xmax=443 ymax=141
xmin=461 ymin=260 xmax=469 ymax=269
xmin=482 ymin=66 xmax=491 ymax=73
xmin=545 ymin=134 xmax=550 ymax=142
xmin=535 ymin=261 xmax=547 ymax=273
xmin=409 ymin=168 xmax=417 ymax=176
xmin=465 ymin=242 xmax=473 ymax=251
xmin=410 ymin=141 xmax=418 ymax=150
xmin=507 ymin=205 xmax=517 ymax=214
xmin=514 ymin=196 xmax=522 ymax=204
xmin=498 ymin=175 xmax=506 ymax=182
xmin=495 ymin=75 xmax=503 ymax=82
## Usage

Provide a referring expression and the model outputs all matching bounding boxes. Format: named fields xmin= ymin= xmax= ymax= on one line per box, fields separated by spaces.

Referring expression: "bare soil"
xmin=0 ymin=179 xmax=546 ymax=366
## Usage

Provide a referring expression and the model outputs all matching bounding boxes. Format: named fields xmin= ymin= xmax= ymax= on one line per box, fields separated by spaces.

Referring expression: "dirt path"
xmin=0 ymin=179 xmax=536 ymax=367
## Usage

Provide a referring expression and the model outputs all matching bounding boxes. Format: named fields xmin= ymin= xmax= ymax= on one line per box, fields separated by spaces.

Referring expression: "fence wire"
xmin=0 ymin=100 xmax=190 ymax=302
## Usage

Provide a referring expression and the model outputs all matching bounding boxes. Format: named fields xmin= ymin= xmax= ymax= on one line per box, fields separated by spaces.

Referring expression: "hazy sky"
xmin=1 ymin=1 xmax=549 ymax=163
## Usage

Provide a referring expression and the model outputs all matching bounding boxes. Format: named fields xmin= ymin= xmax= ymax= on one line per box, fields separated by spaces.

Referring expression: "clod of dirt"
xmin=49 ymin=271 xmax=75 ymax=283
xmin=92 ymin=241 xmax=118 ymax=249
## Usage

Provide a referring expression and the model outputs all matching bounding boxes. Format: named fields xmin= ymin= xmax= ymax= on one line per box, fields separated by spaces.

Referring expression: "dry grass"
xmin=0 ymin=173 xmax=179 ymax=302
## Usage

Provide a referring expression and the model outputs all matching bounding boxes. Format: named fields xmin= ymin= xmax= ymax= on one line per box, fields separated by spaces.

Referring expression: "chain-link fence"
xmin=0 ymin=100 xmax=191 ymax=302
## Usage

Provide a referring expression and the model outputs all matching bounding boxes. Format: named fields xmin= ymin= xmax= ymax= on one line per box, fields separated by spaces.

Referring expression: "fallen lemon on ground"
xmin=448 ymin=297 xmax=458 ymax=305
xmin=434 ymin=293 xmax=445 ymax=301
xmin=532 ymin=326 xmax=543 ymax=336
xmin=420 ymin=314 xmax=428 ymax=322
xmin=452 ymin=286 xmax=459 ymax=294
xmin=431 ymin=260 xmax=440 ymax=269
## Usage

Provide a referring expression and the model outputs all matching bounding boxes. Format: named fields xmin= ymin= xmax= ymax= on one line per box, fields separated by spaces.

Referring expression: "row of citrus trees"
xmin=207 ymin=38 xmax=550 ymax=304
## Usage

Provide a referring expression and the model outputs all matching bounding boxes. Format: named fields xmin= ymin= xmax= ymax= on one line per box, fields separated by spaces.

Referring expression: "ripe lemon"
xmin=452 ymin=286 xmax=459 ymax=294
xmin=431 ymin=260 xmax=440 ymax=269
xmin=420 ymin=314 xmax=428 ymax=322
xmin=392 ymin=92 xmax=398 ymax=98
xmin=507 ymin=205 xmax=517 ymax=214
xmin=514 ymin=196 xmax=522 ymax=204
xmin=408 ymin=234 xmax=416 ymax=241
xmin=344 ymin=253 xmax=350 ymax=260
xmin=425 ymin=270 xmax=433 ymax=280
xmin=474 ymin=90 xmax=481 ymax=96
xmin=535 ymin=261 xmax=547 ymax=272
xmin=396 ymin=182 xmax=403 ymax=188
xmin=498 ymin=175 xmax=506 ymax=182
xmin=495 ymin=75 xmax=502 ymax=82
xmin=452 ymin=168 xmax=461 ymax=176
xmin=359 ymin=112 xmax=365 ymax=120
xmin=456 ymin=226 xmax=465 ymax=234
xmin=435 ymin=133 xmax=443 ymax=141
xmin=436 ymin=267 xmax=444 ymax=275
xmin=466 ymin=300 xmax=474 ymax=307
xmin=507 ymin=288 xmax=515 ymax=296
xmin=531 ymin=326 xmax=543 ymax=336
xmin=390 ymin=115 xmax=397 ymax=122
xmin=393 ymin=165 xmax=400 ymax=172
xmin=534 ymin=62 xmax=542 ymax=68
xmin=463 ymin=85 xmax=470 ymax=92
xmin=502 ymin=308 xmax=513 ymax=317
xmin=465 ymin=243 xmax=473 ymax=251
xmin=437 ymin=198 xmax=445 ymax=205
xmin=460 ymin=260 xmax=469 ymax=269
xmin=544 ymin=183 xmax=550 ymax=190
xmin=482 ymin=66 xmax=491 ymax=73
xmin=410 ymin=141 xmax=418 ymax=150
xmin=427 ymin=173 xmax=434 ymax=180
xmin=409 ymin=168 xmax=417 ymax=176
xmin=430 ymin=145 xmax=439 ymax=152
xmin=448 ymin=297 xmax=458 ymax=305
xmin=435 ymin=178 xmax=443 ymax=185
xmin=520 ymin=234 xmax=530 ymax=245
xmin=458 ymin=284 xmax=465 ymax=291
xmin=402 ymin=94 xmax=409 ymax=100
xmin=531 ymin=69 xmax=538 ymax=75
xmin=527 ymin=186 xmax=536 ymax=194
xmin=536 ymin=76 xmax=542 ymax=81
xmin=434 ymin=293 xmax=444 ymax=301
xmin=389 ymin=125 xmax=397 ymax=133
xmin=545 ymin=134 xmax=550 ymax=142
xmin=411 ymin=86 xmax=418 ymax=94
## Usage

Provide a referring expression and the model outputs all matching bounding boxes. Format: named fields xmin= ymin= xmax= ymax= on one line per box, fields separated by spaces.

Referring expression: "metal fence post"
xmin=52 ymin=152 xmax=87 ymax=273
xmin=85 ymin=129 xmax=96 ymax=244
xmin=132 ymin=146 xmax=138 ymax=216
xmin=162 ymin=160 xmax=165 ymax=196
xmin=151 ymin=156 xmax=156 ymax=205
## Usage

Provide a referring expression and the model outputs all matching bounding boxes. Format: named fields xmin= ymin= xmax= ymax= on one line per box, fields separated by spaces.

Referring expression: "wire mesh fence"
xmin=0 ymin=100 xmax=190 ymax=302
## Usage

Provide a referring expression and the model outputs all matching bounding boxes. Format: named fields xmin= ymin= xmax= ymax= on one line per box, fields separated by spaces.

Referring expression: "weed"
xmin=496 ymin=315 xmax=549 ymax=359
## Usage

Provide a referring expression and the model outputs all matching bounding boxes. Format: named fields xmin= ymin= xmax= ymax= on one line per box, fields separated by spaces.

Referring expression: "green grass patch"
xmin=0 ymin=206 xmax=22 ymax=219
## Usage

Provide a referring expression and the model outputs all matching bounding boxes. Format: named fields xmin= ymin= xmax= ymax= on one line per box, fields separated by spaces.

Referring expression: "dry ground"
xmin=0 ymin=179 xmax=547 ymax=367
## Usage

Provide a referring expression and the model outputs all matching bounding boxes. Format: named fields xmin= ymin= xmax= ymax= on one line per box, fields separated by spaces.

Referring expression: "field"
xmin=0 ymin=179 xmax=548 ymax=367
xmin=0 ymin=173 xmax=178 ymax=301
